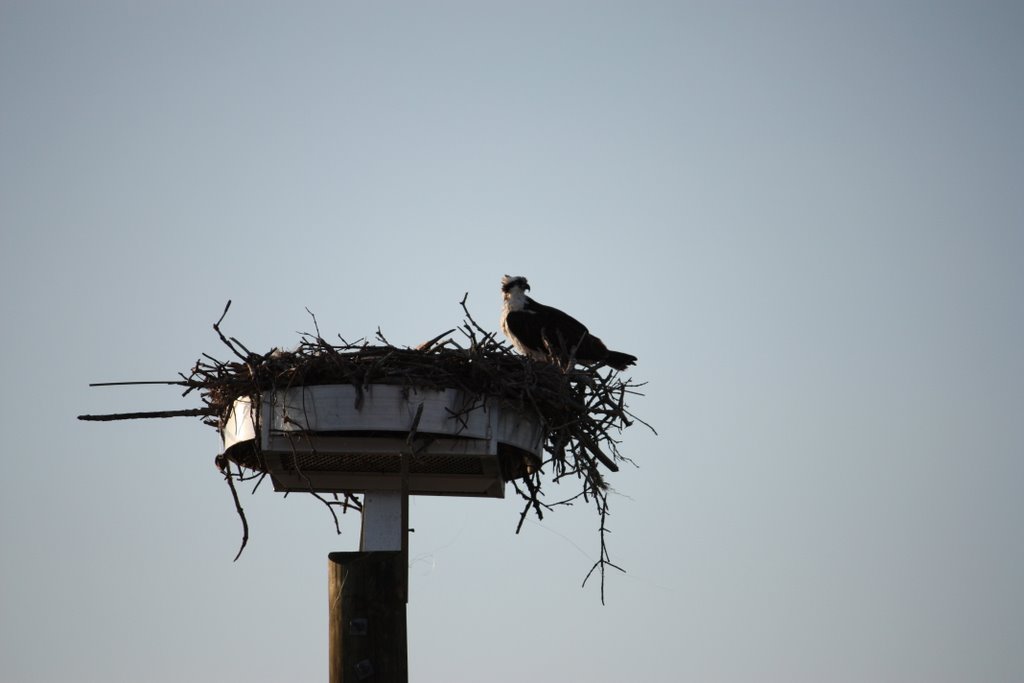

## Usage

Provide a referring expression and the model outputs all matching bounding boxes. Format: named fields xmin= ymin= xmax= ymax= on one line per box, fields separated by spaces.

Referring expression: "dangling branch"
xmin=222 ymin=461 xmax=250 ymax=562
xmin=581 ymin=499 xmax=626 ymax=605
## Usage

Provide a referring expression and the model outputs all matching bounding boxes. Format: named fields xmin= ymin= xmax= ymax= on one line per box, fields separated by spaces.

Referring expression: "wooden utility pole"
xmin=328 ymin=551 xmax=408 ymax=682
xmin=329 ymin=490 xmax=409 ymax=683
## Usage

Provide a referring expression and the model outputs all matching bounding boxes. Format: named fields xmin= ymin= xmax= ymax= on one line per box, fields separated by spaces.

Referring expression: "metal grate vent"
xmin=278 ymin=452 xmax=485 ymax=476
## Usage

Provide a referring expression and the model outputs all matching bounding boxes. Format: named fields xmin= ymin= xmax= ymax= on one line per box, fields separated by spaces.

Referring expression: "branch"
xmin=223 ymin=464 xmax=250 ymax=562
xmin=77 ymin=408 xmax=215 ymax=421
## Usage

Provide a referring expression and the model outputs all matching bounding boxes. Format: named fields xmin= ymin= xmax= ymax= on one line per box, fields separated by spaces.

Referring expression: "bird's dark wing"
xmin=522 ymin=297 xmax=611 ymax=362
xmin=572 ymin=334 xmax=612 ymax=363
xmin=504 ymin=309 xmax=546 ymax=352
xmin=525 ymin=298 xmax=589 ymax=343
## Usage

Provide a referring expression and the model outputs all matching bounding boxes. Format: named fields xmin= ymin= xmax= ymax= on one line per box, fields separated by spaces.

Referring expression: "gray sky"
xmin=2 ymin=2 xmax=1022 ymax=681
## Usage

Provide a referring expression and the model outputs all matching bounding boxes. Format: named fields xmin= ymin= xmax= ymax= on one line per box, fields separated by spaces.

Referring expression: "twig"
xmin=77 ymin=408 xmax=215 ymax=421
xmin=89 ymin=380 xmax=188 ymax=387
xmin=416 ymin=328 xmax=457 ymax=351
xmin=212 ymin=300 xmax=249 ymax=362
xmin=305 ymin=307 xmax=323 ymax=341
xmin=581 ymin=501 xmax=626 ymax=605
xmin=223 ymin=463 xmax=250 ymax=562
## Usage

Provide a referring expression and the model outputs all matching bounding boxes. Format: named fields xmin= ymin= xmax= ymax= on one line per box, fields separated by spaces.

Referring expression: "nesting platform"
xmin=221 ymin=384 xmax=544 ymax=498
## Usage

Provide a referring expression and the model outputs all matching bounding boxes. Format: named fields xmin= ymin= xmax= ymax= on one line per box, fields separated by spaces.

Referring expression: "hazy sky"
xmin=2 ymin=2 xmax=1023 ymax=682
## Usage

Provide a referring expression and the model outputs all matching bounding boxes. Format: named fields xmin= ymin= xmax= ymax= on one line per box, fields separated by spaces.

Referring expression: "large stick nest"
xmin=82 ymin=298 xmax=652 ymax=601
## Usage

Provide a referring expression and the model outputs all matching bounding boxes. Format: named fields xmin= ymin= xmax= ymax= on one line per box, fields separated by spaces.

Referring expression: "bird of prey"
xmin=500 ymin=275 xmax=637 ymax=371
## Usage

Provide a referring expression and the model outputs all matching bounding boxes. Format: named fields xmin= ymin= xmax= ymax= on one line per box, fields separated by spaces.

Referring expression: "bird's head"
xmin=501 ymin=274 xmax=530 ymax=296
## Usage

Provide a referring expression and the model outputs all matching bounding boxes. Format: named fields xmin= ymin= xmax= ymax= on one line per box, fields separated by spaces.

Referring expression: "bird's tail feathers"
xmin=605 ymin=351 xmax=637 ymax=371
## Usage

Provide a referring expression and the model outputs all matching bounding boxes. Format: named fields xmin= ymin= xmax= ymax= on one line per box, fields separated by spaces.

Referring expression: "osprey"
xmin=500 ymin=275 xmax=637 ymax=371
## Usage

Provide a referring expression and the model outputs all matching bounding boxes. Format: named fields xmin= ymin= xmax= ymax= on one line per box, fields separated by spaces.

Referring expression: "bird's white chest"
xmin=499 ymin=300 xmax=521 ymax=344
xmin=501 ymin=294 xmax=546 ymax=360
